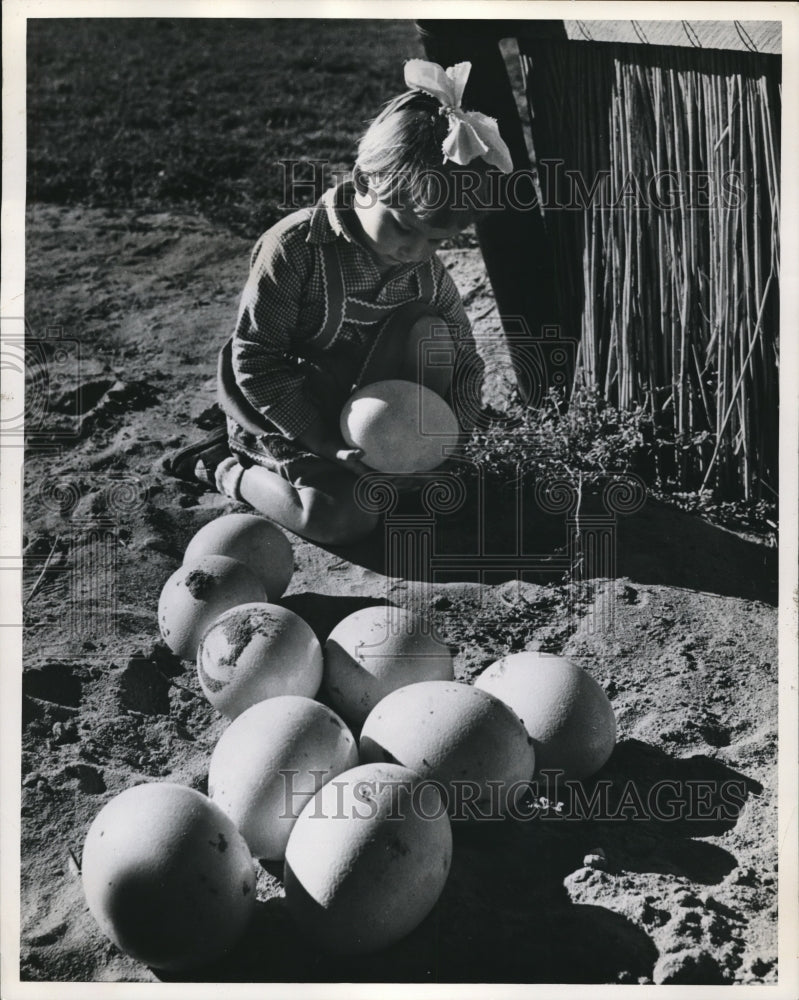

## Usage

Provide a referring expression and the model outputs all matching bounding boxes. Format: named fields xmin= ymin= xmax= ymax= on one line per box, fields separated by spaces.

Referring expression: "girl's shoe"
xmin=161 ymin=428 xmax=231 ymax=488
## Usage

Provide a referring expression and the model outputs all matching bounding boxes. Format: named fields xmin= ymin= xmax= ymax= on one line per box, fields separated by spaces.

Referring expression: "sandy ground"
xmin=18 ymin=203 xmax=778 ymax=985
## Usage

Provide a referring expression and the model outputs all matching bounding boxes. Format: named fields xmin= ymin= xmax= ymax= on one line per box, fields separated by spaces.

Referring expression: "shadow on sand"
xmin=534 ymin=739 xmax=762 ymax=885
xmin=279 ymin=592 xmax=391 ymax=645
xmin=328 ymin=475 xmax=775 ymax=605
xmin=159 ymin=740 xmax=759 ymax=984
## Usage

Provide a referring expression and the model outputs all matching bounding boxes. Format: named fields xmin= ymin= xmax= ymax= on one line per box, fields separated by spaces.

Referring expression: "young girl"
xmin=166 ymin=59 xmax=513 ymax=545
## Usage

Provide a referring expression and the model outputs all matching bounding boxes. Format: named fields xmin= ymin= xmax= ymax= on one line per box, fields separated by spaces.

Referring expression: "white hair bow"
xmin=404 ymin=59 xmax=513 ymax=174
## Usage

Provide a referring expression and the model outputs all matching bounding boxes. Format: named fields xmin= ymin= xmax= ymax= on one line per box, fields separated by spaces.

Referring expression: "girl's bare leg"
xmin=397 ymin=315 xmax=455 ymax=398
xmin=216 ymin=316 xmax=457 ymax=536
xmin=230 ymin=461 xmax=378 ymax=546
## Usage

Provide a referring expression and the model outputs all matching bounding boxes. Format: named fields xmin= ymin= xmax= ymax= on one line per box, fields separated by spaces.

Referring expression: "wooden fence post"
xmin=415 ymin=19 xmax=563 ymax=402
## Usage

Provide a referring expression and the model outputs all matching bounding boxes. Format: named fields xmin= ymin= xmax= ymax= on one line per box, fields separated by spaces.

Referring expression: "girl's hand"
xmin=298 ymin=417 xmax=372 ymax=477
xmin=332 ymin=446 xmax=373 ymax=478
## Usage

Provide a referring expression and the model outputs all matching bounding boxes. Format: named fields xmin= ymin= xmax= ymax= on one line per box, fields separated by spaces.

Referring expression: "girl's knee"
xmin=238 ymin=464 xmax=376 ymax=544
xmin=404 ymin=316 xmax=454 ymax=396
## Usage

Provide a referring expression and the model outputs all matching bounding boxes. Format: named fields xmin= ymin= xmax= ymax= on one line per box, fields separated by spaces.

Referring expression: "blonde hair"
xmin=354 ymin=91 xmax=494 ymax=226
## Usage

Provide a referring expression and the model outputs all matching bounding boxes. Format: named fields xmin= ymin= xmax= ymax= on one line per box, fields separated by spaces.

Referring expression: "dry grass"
xmin=27 ymin=19 xmax=420 ymax=236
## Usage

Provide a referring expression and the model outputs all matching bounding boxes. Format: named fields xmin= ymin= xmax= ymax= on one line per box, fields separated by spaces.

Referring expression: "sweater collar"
xmin=307 ymin=180 xmax=358 ymax=245
xmin=306 ymin=179 xmax=422 ymax=281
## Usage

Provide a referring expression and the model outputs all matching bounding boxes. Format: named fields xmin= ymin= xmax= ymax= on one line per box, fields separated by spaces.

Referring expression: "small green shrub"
xmin=463 ymin=386 xmax=776 ymax=540
xmin=464 ymin=385 xmax=652 ymax=495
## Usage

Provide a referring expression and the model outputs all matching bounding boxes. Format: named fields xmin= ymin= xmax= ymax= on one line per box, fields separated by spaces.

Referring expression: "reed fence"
xmin=520 ymin=40 xmax=780 ymax=499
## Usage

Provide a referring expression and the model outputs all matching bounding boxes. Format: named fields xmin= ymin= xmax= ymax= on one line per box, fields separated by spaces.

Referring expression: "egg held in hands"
xmin=197 ymin=602 xmax=323 ymax=719
xmin=208 ymin=695 xmax=358 ymax=861
xmin=81 ymin=783 xmax=256 ymax=972
xmin=340 ymin=379 xmax=459 ymax=474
